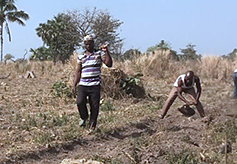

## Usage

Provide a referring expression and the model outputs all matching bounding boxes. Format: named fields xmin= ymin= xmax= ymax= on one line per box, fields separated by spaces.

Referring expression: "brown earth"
xmin=0 ymin=68 xmax=236 ymax=164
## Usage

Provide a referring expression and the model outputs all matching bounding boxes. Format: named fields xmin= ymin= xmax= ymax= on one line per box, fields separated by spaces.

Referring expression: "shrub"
xmin=51 ymin=81 xmax=72 ymax=98
xmin=119 ymin=73 xmax=145 ymax=98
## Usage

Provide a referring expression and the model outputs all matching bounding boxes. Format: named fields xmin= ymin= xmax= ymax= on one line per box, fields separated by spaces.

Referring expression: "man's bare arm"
xmin=72 ymin=64 xmax=82 ymax=93
xmin=195 ymin=76 xmax=201 ymax=101
xmin=101 ymin=46 xmax=113 ymax=67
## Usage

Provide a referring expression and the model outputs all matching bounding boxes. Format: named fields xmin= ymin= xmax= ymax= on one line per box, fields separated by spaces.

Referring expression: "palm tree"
xmin=0 ymin=0 xmax=29 ymax=61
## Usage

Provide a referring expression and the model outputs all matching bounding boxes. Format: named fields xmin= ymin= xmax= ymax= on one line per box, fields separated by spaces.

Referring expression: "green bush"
xmin=119 ymin=73 xmax=145 ymax=98
xmin=51 ymin=81 xmax=72 ymax=97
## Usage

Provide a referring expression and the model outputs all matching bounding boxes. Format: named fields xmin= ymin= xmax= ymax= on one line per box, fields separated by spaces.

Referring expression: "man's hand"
xmin=186 ymin=101 xmax=195 ymax=106
xmin=100 ymin=43 xmax=109 ymax=52
xmin=189 ymin=97 xmax=198 ymax=105
xmin=100 ymin=42 xmax=112 ymax=67
xmin=192 ymin=99 xmax=198 ymax=105
xmin=185 ymin=102 xmax=192 ymax=106
xmin=71 ymin=86 xmax=77 ymax=98
xmin=71 ymin=86 xmax=76 ymax=94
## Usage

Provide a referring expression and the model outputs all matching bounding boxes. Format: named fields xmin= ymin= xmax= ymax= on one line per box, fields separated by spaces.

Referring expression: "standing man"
xmin=159 ymin=70 xmax=205 ymax=119
xmin=233 ymin=68 xmax=237 ymax=99
xmin=72 ymin=34 xmax=113 ymax=130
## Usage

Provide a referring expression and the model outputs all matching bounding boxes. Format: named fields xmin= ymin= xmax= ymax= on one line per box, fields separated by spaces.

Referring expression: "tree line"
xmin=0 ymin=1 xmax=236 ymax=64
xmin=122 ymin=40 xmax=202 ymax=61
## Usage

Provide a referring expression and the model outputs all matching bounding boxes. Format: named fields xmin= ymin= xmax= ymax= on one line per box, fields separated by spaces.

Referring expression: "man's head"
xmin=83 ymin=34 xmax=95 ymax=51
xmin=185 ymin=70 xmax=194 ymax=82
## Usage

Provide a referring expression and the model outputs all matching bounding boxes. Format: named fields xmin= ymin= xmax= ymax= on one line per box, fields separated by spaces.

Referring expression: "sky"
xmin=3 ymin=0 xmax=237 ymax=59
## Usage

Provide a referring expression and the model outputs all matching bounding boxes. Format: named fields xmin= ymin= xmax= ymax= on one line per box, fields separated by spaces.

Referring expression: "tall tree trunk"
xmin=0 ymin=24 xmax=3 ymax=62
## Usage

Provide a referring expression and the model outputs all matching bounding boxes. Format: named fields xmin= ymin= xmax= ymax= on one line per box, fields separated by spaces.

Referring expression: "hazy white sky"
xmin=4 ymin=0 xmax=237 ymax=58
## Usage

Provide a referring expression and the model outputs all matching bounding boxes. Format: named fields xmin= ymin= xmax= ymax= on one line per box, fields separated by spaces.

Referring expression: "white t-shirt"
xmin=234 ymin=69 xmax=237 ymax=73
xmin=174 ymin=74 xmax=194 ymax=89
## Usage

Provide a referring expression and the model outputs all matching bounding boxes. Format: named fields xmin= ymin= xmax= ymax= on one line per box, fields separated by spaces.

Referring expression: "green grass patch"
xmin=33 ymin=131 xmax=55 ymax=144
xmin=214 ymin=119 xmax=237 ymax=143
xmin=100 ymin=99 xmax=115 ymax=111
xmin=168 ymin=149 xmax=200 ymax=164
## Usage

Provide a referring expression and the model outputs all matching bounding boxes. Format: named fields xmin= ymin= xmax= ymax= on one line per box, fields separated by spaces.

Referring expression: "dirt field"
xmin=0 ymin=61 xmax=237 ymax=164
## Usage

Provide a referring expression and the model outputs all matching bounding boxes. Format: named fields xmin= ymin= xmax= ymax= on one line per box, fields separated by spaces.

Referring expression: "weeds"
xmin=21 ymin=100 xmax=28 ymax=107
xmin=20 ymin=115 xmax=37 ymax=130
xmin=164 ymin=125 xmax=182 ymax=132
xmin=16 ymin=112 xmax=69 ymax=131
xmin=52 ymin=113 xmax=68 ymax=126
xmin=146 ymin=104 xmax=160 ymax=112
xmin=132 ymin=136 xmax=149 ymax=148
xmin=11 ymin=111 xmax=82 ymax=144
xmin=98 ymin=114 xmax=116 ymax=126
xmin=168 ymin=149 xmax=200 ymax=164
xmin=213 ymin=119 xmax=237 ymax=143
xmin=100 ymin=99 xmax=114 ymax=111
xmin=33 ymin=131 xmax=55 ymax=144
xmin=92 ymin=154 xmax=122 ymax=164
xmin=35 ymin=97 xmax=43 ymax=107
xmin=0 ymin=57 xmax=236 ymax=163
xmin=51 ymin=81 xmax=72 ymax=98
xmin=60 ymin=125 xmax=83 ymax=141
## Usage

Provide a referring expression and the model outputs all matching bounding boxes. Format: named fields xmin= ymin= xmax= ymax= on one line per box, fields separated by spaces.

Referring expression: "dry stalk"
xmin=122 ymin=150 xmax=136 ymax=163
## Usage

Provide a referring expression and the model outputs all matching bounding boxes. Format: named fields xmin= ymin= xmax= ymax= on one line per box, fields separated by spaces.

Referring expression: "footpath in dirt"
xmin=1 ymin=98 xmax=236 ymax=164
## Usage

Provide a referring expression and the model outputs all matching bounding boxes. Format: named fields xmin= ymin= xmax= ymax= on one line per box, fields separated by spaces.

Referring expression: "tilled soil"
xmin=0 ymin=73 xmax=236 ymax=164
xmin=1 ymin=100 xmax=235 ymax=164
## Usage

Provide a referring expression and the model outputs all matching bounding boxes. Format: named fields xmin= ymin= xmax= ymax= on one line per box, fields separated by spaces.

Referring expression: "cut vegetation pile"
xmin=101 ymin=68 xmax=145 ymax=99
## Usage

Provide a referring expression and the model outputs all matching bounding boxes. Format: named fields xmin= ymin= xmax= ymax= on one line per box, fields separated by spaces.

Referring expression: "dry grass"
xmin=200 ymin=56 xmax=233 ymax=81
xmin=0 ymin=53 xmax=236 ymax=163
xmin=114 ymin=50 xmax=235 ymax=81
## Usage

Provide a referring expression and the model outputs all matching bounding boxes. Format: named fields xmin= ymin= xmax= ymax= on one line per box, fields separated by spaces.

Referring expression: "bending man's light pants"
xmin=161 ymin=87 xmax=205 ymax=118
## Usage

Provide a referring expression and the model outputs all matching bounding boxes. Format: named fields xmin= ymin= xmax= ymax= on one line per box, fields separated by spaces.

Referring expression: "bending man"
xmin=159 ymin=70 xmax=205 ymax=119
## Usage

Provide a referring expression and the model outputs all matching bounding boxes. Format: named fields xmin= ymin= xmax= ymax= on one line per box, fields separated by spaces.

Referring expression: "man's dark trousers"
xmin=77 ymin=85 xmax=100 ymax=127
